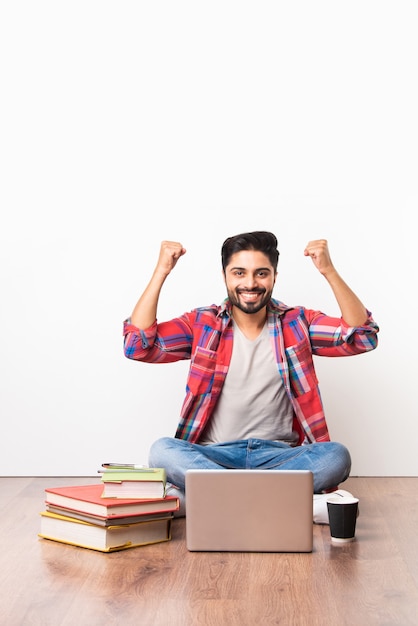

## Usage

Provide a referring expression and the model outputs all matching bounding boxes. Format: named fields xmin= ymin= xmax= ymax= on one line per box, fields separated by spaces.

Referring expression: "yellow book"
xmin=39 ymin=510 xmax=172 ymax=552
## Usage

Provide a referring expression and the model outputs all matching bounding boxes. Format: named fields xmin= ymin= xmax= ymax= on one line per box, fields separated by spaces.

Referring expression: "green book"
xmin=101 ymin=467 xmax=166 ymax=483
xmin=100 ymin=467 xmax=167 ymax=499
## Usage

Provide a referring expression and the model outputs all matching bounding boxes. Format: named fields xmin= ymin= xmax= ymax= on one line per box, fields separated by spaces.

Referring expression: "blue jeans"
xmin=149 ymin=437 xmax=351 ymax=494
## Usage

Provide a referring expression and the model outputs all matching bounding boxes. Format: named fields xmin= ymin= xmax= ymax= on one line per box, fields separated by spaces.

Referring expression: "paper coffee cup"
xmin=327 ymin=496 xmax=359 ymax=543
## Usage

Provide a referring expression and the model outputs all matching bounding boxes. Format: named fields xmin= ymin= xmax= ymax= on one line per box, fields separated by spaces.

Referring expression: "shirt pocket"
xmin=285 ymin=342 xmax=318 ymax=395
xmin=187 ymin=346 xmax=218 ymax=395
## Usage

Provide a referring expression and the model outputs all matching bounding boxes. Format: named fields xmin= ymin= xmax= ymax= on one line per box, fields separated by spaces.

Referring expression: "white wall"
xmin=1 ymin=1 xmax=417 ymax=476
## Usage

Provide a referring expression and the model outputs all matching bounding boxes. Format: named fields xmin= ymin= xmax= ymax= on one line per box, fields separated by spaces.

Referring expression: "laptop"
xmin=185 ymin=469 xmax=313 ymax=552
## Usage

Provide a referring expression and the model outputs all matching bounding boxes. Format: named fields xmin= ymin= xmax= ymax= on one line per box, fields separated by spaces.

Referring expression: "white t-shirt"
xmin=199 ymin=321 xmax=298 ymax=445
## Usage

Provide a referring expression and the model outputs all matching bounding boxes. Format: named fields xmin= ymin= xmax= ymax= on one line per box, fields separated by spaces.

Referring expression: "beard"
xmin=227 ymin=288 xmax=272 ymax=315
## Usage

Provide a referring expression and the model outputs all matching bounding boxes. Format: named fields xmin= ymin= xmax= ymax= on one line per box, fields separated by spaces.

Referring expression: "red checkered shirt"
xmin=123 ymin=298 xmax=379 ymax=445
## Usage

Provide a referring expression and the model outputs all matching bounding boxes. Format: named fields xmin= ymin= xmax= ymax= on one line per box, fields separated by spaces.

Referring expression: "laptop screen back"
xmin=185 ymin=469 xmax=313 ymax=552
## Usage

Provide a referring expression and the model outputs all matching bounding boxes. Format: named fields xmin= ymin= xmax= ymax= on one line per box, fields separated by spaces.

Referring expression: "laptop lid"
xmin=185 ymin=469 xmax=313 ymax=552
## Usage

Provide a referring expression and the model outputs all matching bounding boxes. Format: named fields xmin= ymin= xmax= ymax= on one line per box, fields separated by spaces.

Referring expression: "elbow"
xmin=123 ymin=334 xmax=146 ymax=360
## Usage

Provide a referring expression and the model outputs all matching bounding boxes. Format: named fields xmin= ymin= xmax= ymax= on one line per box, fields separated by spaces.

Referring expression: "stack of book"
xmin=39 ymin=465 xmax=179 ymax=552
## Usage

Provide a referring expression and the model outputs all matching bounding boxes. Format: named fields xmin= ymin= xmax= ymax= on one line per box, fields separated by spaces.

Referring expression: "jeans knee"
xmin=148 ymin=437 xmax=173 ymax=467
xmin=340 ymin=442 xmax=351 ymax=468
xmin=332 ymin=442 xmax=352 ymax=480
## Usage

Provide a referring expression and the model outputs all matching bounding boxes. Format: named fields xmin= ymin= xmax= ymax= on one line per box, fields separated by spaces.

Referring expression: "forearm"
xmin=130 ymin=270 xmax=167 ymax=329
xmin=304 ymin=240 xmax=369 ymax=327
xmin=130 ymin=240 xmax=187 ymax=329
xmin=324 ymin=269 xmax=368 ymax=327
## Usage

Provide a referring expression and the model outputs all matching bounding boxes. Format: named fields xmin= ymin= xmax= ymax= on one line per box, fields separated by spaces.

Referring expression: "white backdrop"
xmin=1 ymin=1 xmax=417 ymax=476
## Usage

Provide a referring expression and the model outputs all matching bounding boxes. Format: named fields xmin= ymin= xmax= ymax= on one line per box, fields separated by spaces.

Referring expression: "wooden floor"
xmin=0 ymin=476 xmax=417 ymax=626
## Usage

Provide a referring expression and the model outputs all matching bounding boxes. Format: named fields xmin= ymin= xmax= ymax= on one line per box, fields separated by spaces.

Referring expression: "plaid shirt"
xmin=123 ymin=298 xmax=379 ymax=445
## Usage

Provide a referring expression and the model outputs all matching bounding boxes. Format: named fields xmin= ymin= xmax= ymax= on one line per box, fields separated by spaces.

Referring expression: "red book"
xmin=44 ymin=483 xmax=179 ymax=519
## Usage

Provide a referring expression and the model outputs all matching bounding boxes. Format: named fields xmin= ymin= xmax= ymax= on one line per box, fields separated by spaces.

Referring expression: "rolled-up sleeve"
xmin=123 ymin=319 xmax=157 ymax=359
xmin=123 ymin=316 xmax=193 ymax=363
xmin=308 ymin=309 xmax=379 ymax=356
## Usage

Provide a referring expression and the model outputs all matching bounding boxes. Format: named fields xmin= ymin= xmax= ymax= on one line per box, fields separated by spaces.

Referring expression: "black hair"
xmin=221 ymin=231 xmax=279 ymax=272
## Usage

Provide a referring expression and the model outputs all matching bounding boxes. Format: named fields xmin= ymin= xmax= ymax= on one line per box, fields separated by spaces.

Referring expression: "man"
xmin=123 ymin=232 xmax=379 ymax=522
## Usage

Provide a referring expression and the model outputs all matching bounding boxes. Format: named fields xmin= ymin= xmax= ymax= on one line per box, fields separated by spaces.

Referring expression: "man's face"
xmin=224 ymin=250 xmax=277 ymax=315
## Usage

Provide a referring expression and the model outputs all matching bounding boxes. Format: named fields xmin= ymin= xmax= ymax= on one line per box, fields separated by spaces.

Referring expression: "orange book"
xmin=44 ymin=483 xmax=179 ymax=519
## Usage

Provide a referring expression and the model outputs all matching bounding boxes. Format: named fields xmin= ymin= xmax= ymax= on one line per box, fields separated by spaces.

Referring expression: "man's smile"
xmin=237 ymin=290 xmax=265 ymax=302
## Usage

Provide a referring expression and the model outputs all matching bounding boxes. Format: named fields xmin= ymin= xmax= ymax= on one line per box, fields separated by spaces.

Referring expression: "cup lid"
xmin=327 ymin=496 xmax=359 ymax=505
